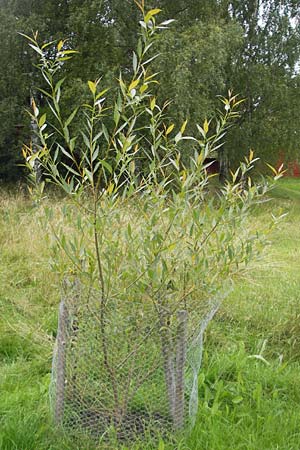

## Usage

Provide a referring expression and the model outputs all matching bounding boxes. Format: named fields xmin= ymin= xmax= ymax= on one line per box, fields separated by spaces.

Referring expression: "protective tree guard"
xmin=174 ymin=310 xmax=188 ymax=430
xmin=54 ymin=300 xmax=68 ymax=425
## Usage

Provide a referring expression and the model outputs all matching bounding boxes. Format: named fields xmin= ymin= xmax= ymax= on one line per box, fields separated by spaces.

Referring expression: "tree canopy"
xmin=1 ymin=0 xmax=299 ymax=181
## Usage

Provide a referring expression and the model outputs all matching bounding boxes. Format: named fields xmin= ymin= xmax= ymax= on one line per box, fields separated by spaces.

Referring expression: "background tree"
xmin=0 ymin=0 xmax=299 ymax=182
xmin=225 ymin=0 xmax=300 ymax=169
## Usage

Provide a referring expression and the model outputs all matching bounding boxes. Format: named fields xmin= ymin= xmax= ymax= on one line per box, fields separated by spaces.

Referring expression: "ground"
xmin=1 ymin=178 xmax=300 ymax=449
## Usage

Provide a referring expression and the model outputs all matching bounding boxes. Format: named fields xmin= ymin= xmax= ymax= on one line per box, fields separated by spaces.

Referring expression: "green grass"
xmin=1 ymin=179 xmax=300 ymax=449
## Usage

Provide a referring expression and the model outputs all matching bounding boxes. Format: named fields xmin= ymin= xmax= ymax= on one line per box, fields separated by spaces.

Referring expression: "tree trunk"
xmin=219 ymin=148 xmax=229 ymax=184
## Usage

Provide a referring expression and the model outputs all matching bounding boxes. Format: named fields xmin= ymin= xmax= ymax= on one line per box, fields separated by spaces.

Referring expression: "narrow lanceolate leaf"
xmin=96 ymin=88 xmax=109 ymax=100
xmin=83 ymin=167 xmax=94 ymax=184
xmin=166 ymin=124 xmax=174 ymax=135
xmin=137 ymin=39 xmax=143 ymax=58
xmin=140 ymin=84 xmax=148 ymax=94
xmin=38 ymin=113 xmax=47 ymax=127
xmin=61 ymin=50 xmax=79 ymax=55
xmin=102 ymin=124 xmax=110 ymax=143
xmin=175 ymin=132 xmax=182 ymax=144
xmin=197 ymin=124 xmax=206 ymax=139
xmin=28 ymin=43 xmax=43 ymax=56
xmin=88 ymin=80 xmax=96 ymax=95
xmin=59 ymin=145 xmax=72 ymax=160
xmin=65 ymin=107 xmax=79 ymax=128
xmin=92 ymin=147 xmax=99 ymax=162
xmin=114 ymin=104 xmax=120 ymax=126
xmin=57 ymin=56 xmax=73 ymax=61
xmin=63 ymin=126 xmax=70 ymax=142
xmin=159 ymin=19 xmax=175 ymax=27
xmin=144 ymin=9 xmax=162 ymax=23
xmin=100 ymin=160 xmax=112 ymax=174
xmin=69 ymin=137 xmax=76 ymax=152
xmin=128 ymin=79 xmax=139 ymax=92
xmin=266 ymin=163 xmax=278 ymax=175
xmin=92 ymin=131 xmax=103 ymax=144
xmin=57 ymin=40 xmax=64 ymax=52
xmin=132 ymin=52 xmax=138 ymax=72
xmin=18 ymin=32 xmax=37 ymax=45
xmin=56 ymin=86 xmax=61 ymax=104
xmin=54 ymin=78 xmax=66 ymax=93
xmin=180 ymin=119 xmax=188 ymax=134
xmin=133 ymin=0 xmax=144 ymax=13
xmin=249 ymin=149 xmax=254 ymax=162
xmin=150 ymin=97 xmax=156 ymax=111
xmin=203 ymin=118 xmax=209 ymax=134
xmin=61 ymin=162 xmax=81 ymax=177
xmin=41 ymin=40 xmax=56 ymax=50
xmin=142 ymin=54 xmax=159 ymax=66
xmin=37 ymin=88 xmax=52 ymax=99
xmin=81 ymin=132 xmax=90 ymax=149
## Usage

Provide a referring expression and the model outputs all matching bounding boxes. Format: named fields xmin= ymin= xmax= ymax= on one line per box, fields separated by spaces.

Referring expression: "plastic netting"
xmin=50 ymin=279 xmax=232 ymax=443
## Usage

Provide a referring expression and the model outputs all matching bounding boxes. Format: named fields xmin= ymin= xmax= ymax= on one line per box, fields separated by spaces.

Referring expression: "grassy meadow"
xmin=1 ymin=178 xmax=300 ymax=450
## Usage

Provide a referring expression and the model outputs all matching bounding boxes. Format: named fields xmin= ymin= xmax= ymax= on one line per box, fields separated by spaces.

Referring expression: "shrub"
xmin=22 ymin=2 xmax=280 ymax=444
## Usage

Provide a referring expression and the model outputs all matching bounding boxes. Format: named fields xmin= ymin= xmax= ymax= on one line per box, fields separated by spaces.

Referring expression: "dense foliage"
xmin=1 ymin=0 xmax=300 ymax=181
xmin=21 ymin=6 xmax=281 ymax=442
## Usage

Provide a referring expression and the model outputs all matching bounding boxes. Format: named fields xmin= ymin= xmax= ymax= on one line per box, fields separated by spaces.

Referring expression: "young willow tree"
xmin=23 ymin=2 xmax=280 ymax=443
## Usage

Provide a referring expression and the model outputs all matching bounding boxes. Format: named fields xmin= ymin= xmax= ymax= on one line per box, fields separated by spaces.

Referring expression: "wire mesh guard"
xmin=50 ymin=279 xmax=230 ymax=443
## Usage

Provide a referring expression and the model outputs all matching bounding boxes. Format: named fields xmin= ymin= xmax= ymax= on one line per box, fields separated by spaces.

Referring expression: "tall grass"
xmin=1 ymin=179 xmax=300 ymax=449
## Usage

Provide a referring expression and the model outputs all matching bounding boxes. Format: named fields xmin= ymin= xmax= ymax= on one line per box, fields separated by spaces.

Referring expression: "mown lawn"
xmin=1 ymin=179 xmax=300 ymax=450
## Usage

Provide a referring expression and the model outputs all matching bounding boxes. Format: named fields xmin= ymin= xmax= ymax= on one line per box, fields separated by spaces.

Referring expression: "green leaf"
xmin=28 ymin=43 xmax=43 ymax=56
xmin=144 ymin=8 xmax=162 ymax=23
xmin=37 ymin=87 xmax=52 ymax=99
xmin=114 ymin=104 xmax=120 ymax=126
xmin=54 ymin=78 xmax=66 ymax=93
xmin=61 ymin=50 xmax=79 ymax=55
xmin=96 ymin=88 xmax=109 ymax=100
xmin=180 ymin=119 xmax=188 ymax=134
xmin=83 ymin=167 xmax=94 ymax=184
xmin=232 ymin=396 xmax=243 ymax=404
xmin=63 ymin=126 xmax=70 ymax=143
xmin=100 ymin=160 xmax=112 ymax=174
xmin=65 ymin=107 xmax=79 ymax=128
xmin=132 ymin=52 xmax=138 ymax=72
xmin=57 ymin=40 xmax=64 ymax=52
xmin=129 ymin=79 xmax=139 ymax=92
xmin=166 ymin=124 xmax=174 ymax=135
xmin=81 ymin=132 xmax=90 ymax=149
xmin=92 ymin=131 xmax=103 ymax=143
xmin=137 ymin=39 xmax=142 ymax=58
xmin=88 ymin=80 xmax=97 ymax=95
xmin=140 ymin=84 xmax=148 ymax=94
xmin=150 ymin=97 xmax=156 ymax=111
xmin=41 ymin=40 xmax=56 ymax=50
xmin=196 ymin=124 xmax=206 ymax=139
xmin=203 ymin=118 xmax=209 ymax=134
xmin=18 ymin=32 xmax=37 ymax=45
xmin=58 ymin=144 xmax=72 ymax=160
xmin=102 ymin=124 xmax=110 ymax=143
xmin=69 ymin=137 xmax=76 ymax=152
xmin=38 ymin=113 xmax=46 ymax=127
xmin=159 ymin=19 xmax=175 ymax=27
xmin=57 ymin=56 xmax=73 ymax=62
xmin=61 ymin=163 xmax=81 ymax=177
xmin=175 ymin=132 xmax=182 ymax=144
xmin=92 ymin=147 xmax=99 ymax=162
